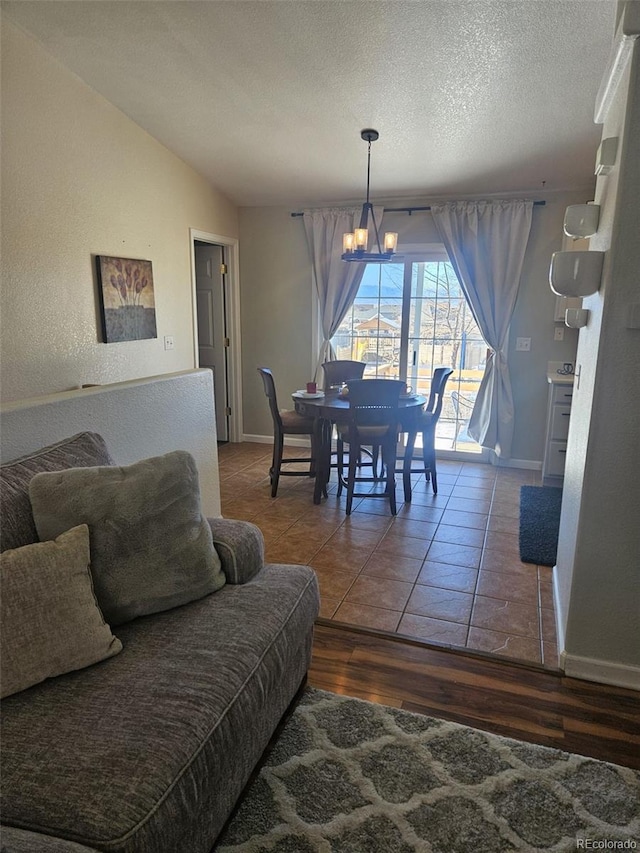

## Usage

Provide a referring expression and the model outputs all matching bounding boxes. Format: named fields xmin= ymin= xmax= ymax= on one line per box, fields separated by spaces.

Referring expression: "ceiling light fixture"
xmin=342 ymin=129 xmax=398 ymax=263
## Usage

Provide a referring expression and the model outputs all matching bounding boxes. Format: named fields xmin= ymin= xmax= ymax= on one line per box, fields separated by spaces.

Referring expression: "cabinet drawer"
xmin=546 ymin=440 xmax=568 ymax=478
xmin=550 ymin=404 xmax=572 ymax=441
xmin=551 ymin=384 xmax=574 ymax=405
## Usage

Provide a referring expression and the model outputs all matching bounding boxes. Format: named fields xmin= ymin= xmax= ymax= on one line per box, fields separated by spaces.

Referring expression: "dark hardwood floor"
xmin=308 ymin=621 xmax=640 ymax=770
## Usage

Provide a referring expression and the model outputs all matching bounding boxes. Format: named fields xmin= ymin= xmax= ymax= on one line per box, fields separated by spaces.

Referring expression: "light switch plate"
xmin=516 ymin=337 xmax=531 ymax=351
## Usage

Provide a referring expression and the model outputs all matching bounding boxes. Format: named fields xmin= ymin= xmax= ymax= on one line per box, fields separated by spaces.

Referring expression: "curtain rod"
xmin=290 ymin=200 xmax=546 ymax=217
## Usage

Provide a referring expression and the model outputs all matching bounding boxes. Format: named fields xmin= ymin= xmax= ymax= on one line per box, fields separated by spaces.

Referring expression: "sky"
xmin=356 ymin=261 xmax=460 ymax=300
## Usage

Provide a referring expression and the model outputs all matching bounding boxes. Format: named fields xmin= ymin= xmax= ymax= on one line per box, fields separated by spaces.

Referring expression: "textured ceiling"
xmin=3 ymin=0 xmax=617 ymax=207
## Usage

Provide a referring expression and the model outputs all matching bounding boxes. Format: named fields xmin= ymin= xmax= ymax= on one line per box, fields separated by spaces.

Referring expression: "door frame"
xmin=331 ymin=244 xmax=490 ymax=462
xmin=189 ymin=229 xmax=243 ymax=442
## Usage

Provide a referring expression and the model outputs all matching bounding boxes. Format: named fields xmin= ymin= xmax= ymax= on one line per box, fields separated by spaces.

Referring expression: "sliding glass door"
xmin=332 ymin=254 xmax=487 ymax=455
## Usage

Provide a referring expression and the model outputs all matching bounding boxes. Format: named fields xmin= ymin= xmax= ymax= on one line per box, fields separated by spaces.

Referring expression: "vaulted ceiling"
xmin=3 ymin=0 xmax=617 ymax=206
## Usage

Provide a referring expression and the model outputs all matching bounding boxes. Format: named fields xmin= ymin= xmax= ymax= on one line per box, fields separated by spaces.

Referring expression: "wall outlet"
xmin=554 ymin=327 xmax=565 ymax=341
xmin=515 ymin=337 xmax=531 ymax=351
xmin=164 ymin=335 xmax=175 ymax=351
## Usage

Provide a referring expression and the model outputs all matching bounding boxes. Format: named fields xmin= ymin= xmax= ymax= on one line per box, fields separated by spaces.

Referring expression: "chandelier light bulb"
xmin=384 ymin=232 xmax=398 ymax=253
xmin=354 ymin=228 xmax=368 ymax=250
xmin=343 ymin=233 xmax=355 ymax=253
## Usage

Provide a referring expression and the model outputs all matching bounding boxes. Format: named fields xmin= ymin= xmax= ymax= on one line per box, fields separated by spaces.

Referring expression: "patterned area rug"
xmin=214 ymin=688 xmax=640 ymax=853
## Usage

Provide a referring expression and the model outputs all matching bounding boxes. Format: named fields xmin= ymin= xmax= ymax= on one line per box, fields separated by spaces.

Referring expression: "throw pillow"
xmin=29 ymin=450 xmax=226 ymax=626
xmin=1 ymin=525 xmax=122 ymax=698
xmin=0 ymin=431 xmax=115 ymax=553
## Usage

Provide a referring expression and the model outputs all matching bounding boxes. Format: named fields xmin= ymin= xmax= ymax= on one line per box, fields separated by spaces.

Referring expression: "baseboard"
xmin=242 ymin=433 xmax=271 ymax=445
xmin=229 ymin=439 xmax=637 ymax=692
xmin=492 ymin=457 xmax=542 ymax=470
xmin=241 ymin=436 xmax=542 ymax=466
xmin=560 ymin=652 xmax=640 ymax=691
xmin=552 ymin=565 xmax=639 ymax=690
xmin=242 ymin=433 xmax=311 ymax=448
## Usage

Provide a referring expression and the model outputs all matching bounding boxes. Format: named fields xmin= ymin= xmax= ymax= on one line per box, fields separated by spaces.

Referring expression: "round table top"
xmin=292 ymin=390 xmax=426 ymax=420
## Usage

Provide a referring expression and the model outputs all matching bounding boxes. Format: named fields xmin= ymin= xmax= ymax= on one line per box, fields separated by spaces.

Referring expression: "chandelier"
xmin=342 ymin=129 xmax=398 ymax=263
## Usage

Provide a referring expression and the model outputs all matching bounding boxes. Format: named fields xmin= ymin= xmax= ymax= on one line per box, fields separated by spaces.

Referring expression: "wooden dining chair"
xmin=337 ymin=379 xmax=405 ymax=515
xmin=257 ymin=367 xmax=317 ymax=497
xmin=320 ymin=359 xmax=381 ymax=476
xmin=400 ymin=367 xmax=454 ymax=500
xmin=320 ymin=360 xmax=366 ymax=390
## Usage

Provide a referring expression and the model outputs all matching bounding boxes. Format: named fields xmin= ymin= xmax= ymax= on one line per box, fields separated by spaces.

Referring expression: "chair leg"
xmin=371 ymin=444 xmax=381 ymax=480
xmin=311 ymin=418 xmax=330 ymax=503
xmin=422 ymin=440 xmax=432 ymax=486
xmin=403 ymin=430 xmax=417 ymax=503
xmin=431 ymin=457 xmax=438 ymax=494
xmin=336 ymin=437 xmax=345 ymax=497
xmin=309 ymin=432 xmax=317 ymax=478
xmin=422 ymin=433 xmax=437 ymax=494
xmin=271 ymin=434 xmax=284 ymax=497
xmin=345 ymin=440 xmax=359 ymax=515
xmin=383 ymin=439 xmax=397 ymax=515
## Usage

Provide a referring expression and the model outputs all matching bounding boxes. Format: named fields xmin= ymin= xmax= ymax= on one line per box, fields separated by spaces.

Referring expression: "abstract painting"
xmin=96 ymin=255 xmax=157 ymax=343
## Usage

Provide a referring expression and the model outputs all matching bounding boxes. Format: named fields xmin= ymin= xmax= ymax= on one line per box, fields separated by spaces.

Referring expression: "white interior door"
xmin=195 ymin=243 xmax=228 ymax=441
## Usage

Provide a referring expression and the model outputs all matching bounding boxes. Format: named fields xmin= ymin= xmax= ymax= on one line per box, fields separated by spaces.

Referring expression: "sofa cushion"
xmin=0 ymin=563 xmax=320 ymax=853
xmin=29 ymin=451 xmax=226 ymax=626
xmin=0 ymin=525 xmax=122 ymax=699
xmin=279 ymin=409 xmax=315 ymax=432
xmin=0 ymin=432 xmax=114 ymax=554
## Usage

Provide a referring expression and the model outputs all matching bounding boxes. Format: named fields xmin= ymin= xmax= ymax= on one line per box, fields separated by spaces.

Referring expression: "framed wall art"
xmin=96 ymin=255 xmax=157 ymax=343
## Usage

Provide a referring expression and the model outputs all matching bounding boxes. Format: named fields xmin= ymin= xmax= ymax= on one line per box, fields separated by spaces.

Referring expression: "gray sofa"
xmin=0 ymin=432 xmax=320 ymax=853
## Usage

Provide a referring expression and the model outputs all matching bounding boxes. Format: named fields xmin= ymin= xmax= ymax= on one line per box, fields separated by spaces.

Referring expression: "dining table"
xmin=292 ymin=388 xmax=427 ymax=504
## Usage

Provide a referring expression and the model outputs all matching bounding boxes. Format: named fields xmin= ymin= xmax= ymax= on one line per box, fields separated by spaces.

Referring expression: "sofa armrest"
xmin=207 ymin=518 xmax=265 ymax=584
xmin=0 ymin=825 xmax=101 ymax=852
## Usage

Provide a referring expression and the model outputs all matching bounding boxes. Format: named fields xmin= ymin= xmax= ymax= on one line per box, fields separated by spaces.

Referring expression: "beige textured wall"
xmin=0 ymin=19 xmax=238 ymax=402
xmin=239 ymin=190 xmax=590 ymax=461
xmin=239 ymin=208 xmax=315 ymax=439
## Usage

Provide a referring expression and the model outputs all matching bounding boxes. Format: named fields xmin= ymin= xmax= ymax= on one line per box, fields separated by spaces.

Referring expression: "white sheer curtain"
xmin=303 ymin=206 xmax=383 ymax=379
xmin=430 ymin=200 xmax=533 ymax=458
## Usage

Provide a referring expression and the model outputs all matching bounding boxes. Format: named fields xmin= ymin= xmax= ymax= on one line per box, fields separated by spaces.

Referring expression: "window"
xmin=333 ymin=253 xmax=486 ymax=454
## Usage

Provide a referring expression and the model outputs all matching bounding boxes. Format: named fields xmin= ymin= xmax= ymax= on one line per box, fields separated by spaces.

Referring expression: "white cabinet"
xmin=542 ymin=381 xmax=574 ymax=482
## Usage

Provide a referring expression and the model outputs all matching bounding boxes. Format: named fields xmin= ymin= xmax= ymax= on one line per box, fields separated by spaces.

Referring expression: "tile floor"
xmin=218 ymin=441 xmax=559 ymax=669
